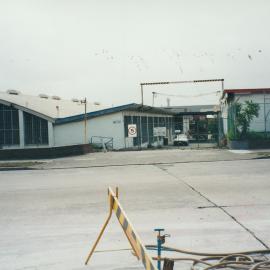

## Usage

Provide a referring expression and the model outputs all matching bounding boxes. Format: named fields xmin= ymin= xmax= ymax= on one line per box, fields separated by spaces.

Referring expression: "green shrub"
xmin=228 ymin=101 xmax=260 ymax=140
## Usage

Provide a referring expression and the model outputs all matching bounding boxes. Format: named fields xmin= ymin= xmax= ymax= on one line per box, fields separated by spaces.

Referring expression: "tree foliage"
xmin=234 ymin=101 xmax=260 ymax=139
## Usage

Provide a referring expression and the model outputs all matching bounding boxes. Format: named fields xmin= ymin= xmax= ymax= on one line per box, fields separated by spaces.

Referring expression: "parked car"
xmin=173 ymin=134 xmax=189 ymax=146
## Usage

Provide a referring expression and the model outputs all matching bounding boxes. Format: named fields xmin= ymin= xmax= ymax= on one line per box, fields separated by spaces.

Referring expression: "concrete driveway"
xmin=0 ymin=150 xmax=269 ymax=270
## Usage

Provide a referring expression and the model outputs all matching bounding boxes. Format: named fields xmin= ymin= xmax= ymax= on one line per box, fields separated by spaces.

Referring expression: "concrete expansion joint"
xmin=197 ymin=205 xmax=229 ymax=209
xmin=155 ymin=164 xmax=270 ymax=250
xmin=219 ymin=207 xmax=269 ymax=249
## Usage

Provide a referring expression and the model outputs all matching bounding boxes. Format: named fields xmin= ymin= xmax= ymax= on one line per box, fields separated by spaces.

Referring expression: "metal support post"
xmin=141 ymin=84 xmax=144 ymax=106
xmin=154 ymin=228 xmax=164 ymax=270
xmin=264 ymin=92 xmax=266 ymax=138
xmin=80 ymin=98 xmax=87 ymax=144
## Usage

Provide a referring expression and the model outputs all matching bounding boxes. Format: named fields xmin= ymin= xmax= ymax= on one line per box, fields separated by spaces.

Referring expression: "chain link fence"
xmin=225 ymin=101 xmax=270 ymax=148
xmin=227 ymin=102 xmax=270 ymax=138
xmin=123 ymin=114 xmax=220 ymax=149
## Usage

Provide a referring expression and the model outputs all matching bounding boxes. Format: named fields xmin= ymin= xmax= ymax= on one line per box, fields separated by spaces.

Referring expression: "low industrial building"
xmin=162 ymin=105 xmax=220 ymax=142
xmin=221 ymin=88 xmax=270 ymax=135
xmin=0 ymin=90 xmax=174 ymax=152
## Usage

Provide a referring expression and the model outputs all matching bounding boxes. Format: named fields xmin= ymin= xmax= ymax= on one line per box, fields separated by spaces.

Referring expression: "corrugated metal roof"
xmin=161 ymin=105 xmax=218 ymax=113
xmin=55 ymin=103 xmax=173 ymax=125
xmin=221 ymin=88 xmax=270 ymax=99
xmin=0 ymin=91 xmax=108 ymax=120
xmin=0 ymin=91 xmax=173 ymax=125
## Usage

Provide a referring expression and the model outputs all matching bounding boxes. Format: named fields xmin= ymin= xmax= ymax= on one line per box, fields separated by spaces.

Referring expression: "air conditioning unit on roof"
xmin=52 ymin=96 xmax=61 ymax=100
xmin=7 ymin=89 xmax=20 ymax=95
xmin=39 ymin=94 xmax=49 ymax=99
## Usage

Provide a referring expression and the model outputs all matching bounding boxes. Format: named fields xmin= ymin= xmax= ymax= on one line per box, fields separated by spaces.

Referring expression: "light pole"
xmin=81 ymin=98 xmax=87 ymax=144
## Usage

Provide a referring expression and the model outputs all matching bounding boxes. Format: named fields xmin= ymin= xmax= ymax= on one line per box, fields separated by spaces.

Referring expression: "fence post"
xmin=264 ymin=92 xmax=267 ymax=138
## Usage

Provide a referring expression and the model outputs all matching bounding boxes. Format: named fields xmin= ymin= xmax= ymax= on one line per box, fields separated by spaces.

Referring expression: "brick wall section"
xmin=0 ymin=144 xmax=94 ymax=160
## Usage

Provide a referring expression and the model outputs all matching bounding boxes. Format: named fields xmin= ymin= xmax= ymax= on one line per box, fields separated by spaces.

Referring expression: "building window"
xmin=0 ymin=104 xmax=20 ymax=146
xmin=124 ymin=116 xmax=132 ymax=137
xmin=132 ymin=116 xmax=140 ymax=146
xmin=24 ymin=112 xmax=48 ymax=145
xmin=141 ymin=116 xmax=148 ymax=143
xmin=148 ymin=117 xmax=154 ymax=143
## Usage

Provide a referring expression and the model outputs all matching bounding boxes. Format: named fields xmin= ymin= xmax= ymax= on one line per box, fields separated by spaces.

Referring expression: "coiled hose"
xmin=146 ymin=245 xmax=270 ymax=270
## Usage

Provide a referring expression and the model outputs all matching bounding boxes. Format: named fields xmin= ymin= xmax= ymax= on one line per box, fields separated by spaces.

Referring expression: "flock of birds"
xmin=92 ymin=48 xmax=263 ymax=75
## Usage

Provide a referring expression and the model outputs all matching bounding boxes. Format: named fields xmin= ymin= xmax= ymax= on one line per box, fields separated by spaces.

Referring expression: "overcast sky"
xmin=0 ymin=0 xmax=269 ymax=106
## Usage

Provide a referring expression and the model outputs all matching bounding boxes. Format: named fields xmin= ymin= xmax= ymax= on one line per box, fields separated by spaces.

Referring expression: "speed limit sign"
xmin=128 ymin=124 xmax=137 ymax=138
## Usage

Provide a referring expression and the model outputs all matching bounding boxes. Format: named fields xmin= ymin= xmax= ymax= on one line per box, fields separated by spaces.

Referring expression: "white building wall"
xmin=54 ymin=121 xmax=84 ymax=146
xmin=54 ymin=111 xmax=174 ymax=150
xmin=54 ymin=112 xmax=125 ymax=149
xmin=88 ymin=112 xmax=125 ymax=149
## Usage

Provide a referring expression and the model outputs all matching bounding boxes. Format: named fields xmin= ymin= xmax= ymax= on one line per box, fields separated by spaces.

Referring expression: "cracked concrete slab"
xmin=0 ymin=152 xmax=269 ymax=270
xmin=163 ymin=159 xmax=270 ymax=249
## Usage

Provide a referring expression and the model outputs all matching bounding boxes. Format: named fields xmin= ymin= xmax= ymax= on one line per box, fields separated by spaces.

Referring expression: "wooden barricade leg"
xmin=85 ymin=191 xmax=114 ymax=265
xmin=85 ymin=187 xmax=158 ymax=270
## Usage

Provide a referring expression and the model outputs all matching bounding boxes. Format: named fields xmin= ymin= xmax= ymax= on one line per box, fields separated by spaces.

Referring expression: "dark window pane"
xmin=24 ymin=113 xmax=32 ymax=145
xmin=33 ymin=117 xmax=40 ymax=144
xmin=0 ymin=130 xmax=4 ymax=145
xmin=124 ymin=116 xmax=132 ymax=137
xmin=0 ymin=104 xmax=20 ymax=145
xmin=154 ymin=117 xmax=158 ymax=127
xmin=5 ymin=130 xmax=12 ymax=145
xmin=159 ymin=117 xmax=165 ymax=127
xmin=0 ymin=110 xmax=3 ymax=129
xmin=132 ymin=116 xmax=140 ymax=146
xmin=13 ymin=130 xmax=20 ymax=145
xmin=4 ymin=110 xmax=12 ymax=129
xmin=141 ymin=116 xmax=147 ymax=143
xmin=12 ymin=111 xmax=19 ymax=129
xmin=148 ymin=117 xmax=154 ymax=143
xmin=41 ymin=120 xmax=48 ymax=144
xmin=24 ymin=112 xmax=48 ymax=145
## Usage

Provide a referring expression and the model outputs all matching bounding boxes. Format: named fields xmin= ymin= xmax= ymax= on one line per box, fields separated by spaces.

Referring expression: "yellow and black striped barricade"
xmin=85 ymin=187 xmax=158 ymax=270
